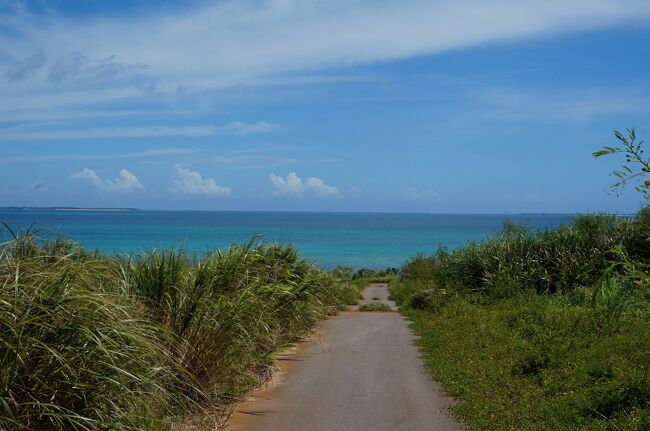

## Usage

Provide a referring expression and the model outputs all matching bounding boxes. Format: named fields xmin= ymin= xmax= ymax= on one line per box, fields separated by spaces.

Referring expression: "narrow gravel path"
xmin=227 ymin=284 xmax=461 ymax=431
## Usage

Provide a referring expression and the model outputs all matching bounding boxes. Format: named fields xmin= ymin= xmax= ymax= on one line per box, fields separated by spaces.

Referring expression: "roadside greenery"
xmin=0 ymin=227 xmax=356 ymax=430
xmin=390 ymin=129 xmax=650 ymax=430
xmin=391 ymin=208 xmax=650 ymax=430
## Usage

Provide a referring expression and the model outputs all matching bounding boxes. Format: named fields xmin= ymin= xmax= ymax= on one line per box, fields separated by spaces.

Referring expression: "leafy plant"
xmin=593 ymin=128 xmax=650 ymax=199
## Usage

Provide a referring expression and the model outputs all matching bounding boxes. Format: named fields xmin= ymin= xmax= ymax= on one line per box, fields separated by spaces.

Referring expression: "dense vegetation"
xmin=0 ymin=228 xmax=356 ymax=430
xmin=391 ymin=208 xmax=650 ymax=430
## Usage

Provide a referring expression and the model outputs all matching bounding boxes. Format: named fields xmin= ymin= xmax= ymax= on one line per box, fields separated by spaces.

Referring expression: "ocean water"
xmin=0 ymin=209 xmax=574 ymax=269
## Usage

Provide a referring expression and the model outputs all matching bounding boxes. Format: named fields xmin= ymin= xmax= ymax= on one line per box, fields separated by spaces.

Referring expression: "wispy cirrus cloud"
xmin=219 ymin=121 xmax=285 ymax=136
xmin=71 ymin=168 xmax=144 ymax=192
xmin=0 ymin=121 xmax=284 ymax=140
xmin=212 ymin=155 xmax=304 ymax=169
xmin=1 ymin=125 xmax=217 ymax=140
xmin=0 ymin=148 xmax=195 ymax=164
xmin=2 ymin=0 xmax=650 ymax=122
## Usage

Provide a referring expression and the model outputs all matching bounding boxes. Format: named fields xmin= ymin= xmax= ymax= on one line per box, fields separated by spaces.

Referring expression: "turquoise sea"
xmin=0 ymin=209 xmax=574 ymax=269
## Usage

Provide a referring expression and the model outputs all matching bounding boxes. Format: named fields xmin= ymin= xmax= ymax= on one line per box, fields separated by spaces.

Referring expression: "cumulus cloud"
xmin=172 ymin=165 xmax=231 ymax=196
xmin=269 ymin=172 xmax=340 ymax=196
xmin=71 ymin=168 xmax=144 ymax=192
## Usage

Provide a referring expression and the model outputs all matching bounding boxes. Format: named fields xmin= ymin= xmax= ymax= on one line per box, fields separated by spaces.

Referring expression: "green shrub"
xmin=434 ymin=210 xmax=650 ymax=296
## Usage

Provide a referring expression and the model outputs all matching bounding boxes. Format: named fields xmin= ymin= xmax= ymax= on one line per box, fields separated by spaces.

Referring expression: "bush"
xmin=434 ymin=209 xmax=650 ymax=296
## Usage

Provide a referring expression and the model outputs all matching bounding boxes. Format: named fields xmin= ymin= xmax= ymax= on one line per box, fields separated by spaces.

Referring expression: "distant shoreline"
xmin=0 ymin=207 xmax=140 ymax=212
xmin=0 ymin=207 xmax=635 ymax=216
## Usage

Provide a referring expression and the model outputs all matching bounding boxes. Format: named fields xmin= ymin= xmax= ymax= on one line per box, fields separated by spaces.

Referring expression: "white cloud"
xmin=2 ymin=1 xmax=650 ymax=120
xmin=269 ymin=172 xmax=340 ymax=196
xmin=70 ymin=168 xmax=144 ymax=192
xmin=0 ymin=122 xmax=283 ymax=140
xmin=218 ymin=121 xmax=285 ymax=136
xmin=212 ymin=154 xmax=303 ymax=169
xmin=172 ymin=165 xmax=231 ymax=196
xmin=0 ymin=125 xmax=217 ymax=140
xmin=0 ymin=147 xmax=195 ymax=164
xmin=305 ymin=177 xmax=340 ymax=196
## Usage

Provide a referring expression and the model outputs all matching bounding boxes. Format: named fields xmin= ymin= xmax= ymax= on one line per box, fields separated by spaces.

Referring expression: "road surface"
xmin=227 ymin=284 xmax=461 ymax=431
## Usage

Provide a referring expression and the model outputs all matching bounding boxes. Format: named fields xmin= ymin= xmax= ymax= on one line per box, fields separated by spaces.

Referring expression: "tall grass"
xmin=125 ymin=241 xmax=349 ymax=396
xmin=0 ymin=228 xmax=354 ymax=430
xmin=0 ymin=237 xmax=182 ymax=430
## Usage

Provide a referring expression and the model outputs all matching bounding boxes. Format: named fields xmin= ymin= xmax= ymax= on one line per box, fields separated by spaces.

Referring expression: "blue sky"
xmin=1 ymin=0 xmax=650 ymax=213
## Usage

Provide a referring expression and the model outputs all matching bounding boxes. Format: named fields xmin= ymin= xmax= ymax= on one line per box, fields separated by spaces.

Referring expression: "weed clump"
xmin=359 ymin=303 xmax=392 ymax=312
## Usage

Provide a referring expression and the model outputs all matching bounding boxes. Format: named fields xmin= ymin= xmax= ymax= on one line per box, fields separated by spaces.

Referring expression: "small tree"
xmin=593 ymin=128 xmax=650 ymax=199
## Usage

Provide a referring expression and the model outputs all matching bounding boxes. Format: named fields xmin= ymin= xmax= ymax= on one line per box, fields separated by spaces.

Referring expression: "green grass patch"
xmin=358 ymin=303 xmax=392 ymax=312
xmin=394 ymin=288 xmax=650 ymax=430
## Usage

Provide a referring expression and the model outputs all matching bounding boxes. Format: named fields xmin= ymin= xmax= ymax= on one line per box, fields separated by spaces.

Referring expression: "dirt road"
xmin=227 ymin=284 xmax=461 ymax=431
